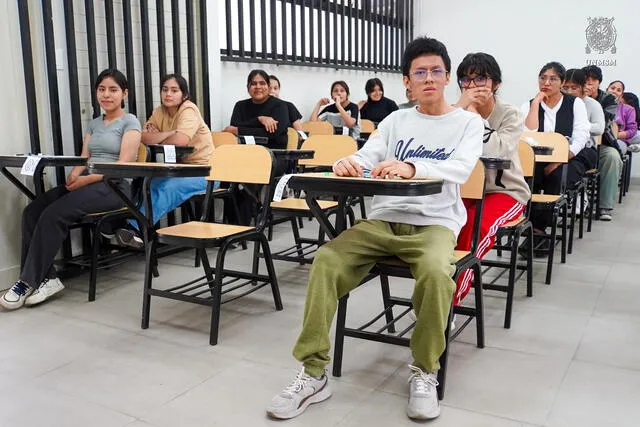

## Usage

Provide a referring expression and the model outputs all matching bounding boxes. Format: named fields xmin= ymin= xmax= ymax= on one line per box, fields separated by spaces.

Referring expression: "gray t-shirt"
xmin=87 ymin=113 xmax=141 ymax=163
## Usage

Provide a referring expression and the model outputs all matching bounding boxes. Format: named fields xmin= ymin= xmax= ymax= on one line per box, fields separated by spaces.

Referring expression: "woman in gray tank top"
xmin=0 ymin=69 xmax=141 ymax=311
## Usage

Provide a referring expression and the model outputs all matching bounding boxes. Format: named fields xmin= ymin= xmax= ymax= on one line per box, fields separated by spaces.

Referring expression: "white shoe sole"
xmin=407 ymin=404 xmax=441 ymax=420
xmin=0 ymin=296 xmax=26 ymax=310
xmin=266 ymin=386 xmax=332 ymax=420
xmin=25 ymin=284 xmax=64 ymax=306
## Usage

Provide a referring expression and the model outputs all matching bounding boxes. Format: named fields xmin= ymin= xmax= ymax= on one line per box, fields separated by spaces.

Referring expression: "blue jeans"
xmin=129 ymin=177 xmax=218 ymax=228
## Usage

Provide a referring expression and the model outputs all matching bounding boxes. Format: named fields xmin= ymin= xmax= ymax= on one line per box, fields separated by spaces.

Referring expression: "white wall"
xmin=0 ymin=1 xmax=35 ymax=285
xmin=415 ymin=0 xmax=640 ymax=175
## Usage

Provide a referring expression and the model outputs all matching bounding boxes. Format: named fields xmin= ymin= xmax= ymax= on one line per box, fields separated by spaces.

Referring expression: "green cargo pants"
xmin=292 ymin=219 xmax=457 ymax=376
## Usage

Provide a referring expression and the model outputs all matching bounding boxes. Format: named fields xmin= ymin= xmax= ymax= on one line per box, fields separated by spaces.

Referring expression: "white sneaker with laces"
xmin=0 ymin=281 xmax=34 ymax=310
xmin=266 ymin=368 xmax=332 ymax=419
xmin=406 ymin=364 xmax=440 ymax=420
xmin=25 ymin=278 xmax=65 ymax=306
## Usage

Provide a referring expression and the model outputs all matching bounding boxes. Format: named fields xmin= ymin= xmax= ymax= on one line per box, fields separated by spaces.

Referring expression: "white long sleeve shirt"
xmin=520 ymin=96 xmax=591 ymax=155
xmin=349 ymin=107 xmax=484 ymax=236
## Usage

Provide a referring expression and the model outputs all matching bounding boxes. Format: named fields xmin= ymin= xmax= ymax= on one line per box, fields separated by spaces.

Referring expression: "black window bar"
xmin=220 ymin=0 xmax=414 ymax=73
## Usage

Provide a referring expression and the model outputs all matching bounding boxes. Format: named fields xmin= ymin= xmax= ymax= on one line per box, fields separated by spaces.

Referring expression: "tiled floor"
xmin=1 ymin=186 xmax=639 ymax=427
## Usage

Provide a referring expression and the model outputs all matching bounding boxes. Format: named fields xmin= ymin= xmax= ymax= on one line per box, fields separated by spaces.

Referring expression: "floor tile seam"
xmin=572 ymin=355 xmax=640 ymax=373
xmin=449 ymin=341 xmax=574 ymax=361
xmin=331 ymin=387 xmax=380 ymax=427
xmin=14 ymin=381 xmax=140 ymax=422
xmin=543 ymin=342 xmax=592 ymax=427
xmin=590 ymin=311 xmax=640 ymax=325
xmin=437 ymin=401 xmax=546 ymax=427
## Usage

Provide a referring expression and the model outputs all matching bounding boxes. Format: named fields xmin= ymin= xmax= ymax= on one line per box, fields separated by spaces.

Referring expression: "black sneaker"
xmin=532 ymin=237 xmax=550 ymax=258
xmin=115 ymin=228 xmax=144 ymax=249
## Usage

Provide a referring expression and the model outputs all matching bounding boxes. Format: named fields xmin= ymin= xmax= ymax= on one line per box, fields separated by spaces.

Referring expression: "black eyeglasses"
xmin=459 ymin=76 xmax=488 ymax=88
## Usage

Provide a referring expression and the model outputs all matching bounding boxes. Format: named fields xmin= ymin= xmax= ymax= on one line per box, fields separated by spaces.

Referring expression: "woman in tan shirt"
xmin=116 ymin=74 xmax=215 ymax=248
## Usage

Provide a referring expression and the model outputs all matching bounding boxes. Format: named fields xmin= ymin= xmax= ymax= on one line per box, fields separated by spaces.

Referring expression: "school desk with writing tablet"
xmin=288 ymin=172 xmax=443 ymax=238
xmin=0 ymin=155 xmax=87 ymax=199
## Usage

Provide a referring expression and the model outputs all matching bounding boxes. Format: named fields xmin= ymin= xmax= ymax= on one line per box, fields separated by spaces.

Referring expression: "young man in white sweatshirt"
xmin=266 ymin=37 xmax=484 ymax=421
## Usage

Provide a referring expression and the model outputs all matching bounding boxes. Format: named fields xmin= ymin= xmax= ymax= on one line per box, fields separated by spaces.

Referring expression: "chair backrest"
xmin=517 ymin=140 xmax=535 ymax=178
xmin=298 ymin=135 xmax=358 ymax=167
xmin=287 ymin=127 xmax=300 ymax=150
xmin=460 ymin=160 xmax=485 ymax=200
xmin=210 ymin=144 xmax=274 ymax=184
xmin=212 ymin=131 xmax=238 ymax=148
xmin=137 ymin=143 xmax=148 ymax=163
xmin=612 ymin=122 xmax=619 ymax=137
xmin=520 ymin=131 xmax=569 ymax=163
xmin=360 ymin=119 xmax=376 ymax=133
xmin=301 ymin=121 xmax=334 ymax=135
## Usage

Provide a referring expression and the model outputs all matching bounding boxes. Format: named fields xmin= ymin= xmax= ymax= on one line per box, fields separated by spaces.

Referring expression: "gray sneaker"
xmin=406 ymin=365 xmax=440 ymax=420
xmin=115 ymin=228 xmax=144 ymax=249
xmin=266 ymin=368 xmax=332 ymax=419
xmin=25 ymin=278 xmax=65 ymax=306
xmin=0 ymin=281 xmax=33 ymax=310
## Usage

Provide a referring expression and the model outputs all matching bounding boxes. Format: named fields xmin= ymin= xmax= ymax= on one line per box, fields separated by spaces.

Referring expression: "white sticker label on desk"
xmin=163 ymin=145 xmax=177 ymax=163
xmin=244 ymin=136 xmax=256 ymax=145
xmin=272 ymin=174 xmax=293 ymax=202
xmin=342 ymin=127 xmax=349 ymax=136
xmin=297 ymin=130 xmax=308 ymax=140
xmin=20 ymin=155 xmax=42 ymax=176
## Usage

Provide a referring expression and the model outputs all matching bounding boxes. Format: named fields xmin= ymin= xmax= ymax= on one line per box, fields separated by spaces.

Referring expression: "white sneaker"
xmin=266 ymin=368 xmax=332 ymax=419
xmin=25 ymin=278 xmax=64 ymax=306
xmin=599 ymin=209 xmax=612 ymax=222
xmin=0 ymin=281 xmax=34 ymax=310
xmin=406 ymin=365 xmax=440 ymax=420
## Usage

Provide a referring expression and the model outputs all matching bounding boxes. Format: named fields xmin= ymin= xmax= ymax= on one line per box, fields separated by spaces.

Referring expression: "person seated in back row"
xmin=269 ymin=74 xmax=303 ymax=131
xmin=223 ymin=70 xmax=290 ymax=225
xmin=266 ymin=36 xmax=483 ymax=422
xmin=582 ymin=65 xmax=621 ymax=222
xmin=115 ymin=74 xmax=214 ymax=248
xmin=1 ymin=69 xmax=140 ymax=310
xmin=310 ymin=80 xmax=360 ymax=139
xmin=606 ymin=80 xmax=637 ymax=155
xmin=562 ymin=68 xmax=605 ymax=217
xmin=224 ymin=70 xmax=289 ymax=149
xmin=398 ymin=86 xmax=418 ymax=109
xmin=358 ymin=77 xmax=399 ymax=124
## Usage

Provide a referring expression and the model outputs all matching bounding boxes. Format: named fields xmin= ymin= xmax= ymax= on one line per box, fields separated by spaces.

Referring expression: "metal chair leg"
xmin=259 ymin=233 xmax=283 ymax=311
xmin=379 ymin=275 xmax=396 ymax=333
xmin=332 ymin=295 xmax=349 ymax=378
xmin=88 ymin=223 xmax=100 ymax=302
xmin=141 ymin=239 xmax=157 ymax=329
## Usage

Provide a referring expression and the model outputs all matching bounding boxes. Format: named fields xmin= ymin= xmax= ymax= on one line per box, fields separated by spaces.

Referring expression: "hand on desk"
xmin=333 ymin=157 xmax=416 ymax=179
xmin=371 ymin=159 xmax=416 ymax=179
xmin=258 ymin=116 xmax=278 ymax=133
xmin=223 ymin=126 xmax=238 ymax=135
xmin=333 ymin=156 xmax=363 ymax=177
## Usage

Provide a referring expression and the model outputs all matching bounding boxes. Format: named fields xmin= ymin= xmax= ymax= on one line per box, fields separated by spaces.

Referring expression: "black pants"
xmin=20 ymin=181 xmax=127 ymax=287
xmin=531 ymin=147 xmax=597 ymax=230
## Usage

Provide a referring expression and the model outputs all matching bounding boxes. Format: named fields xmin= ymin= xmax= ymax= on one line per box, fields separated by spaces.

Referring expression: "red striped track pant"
xmin=455 ymin=193 xmax=525 ymax=306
